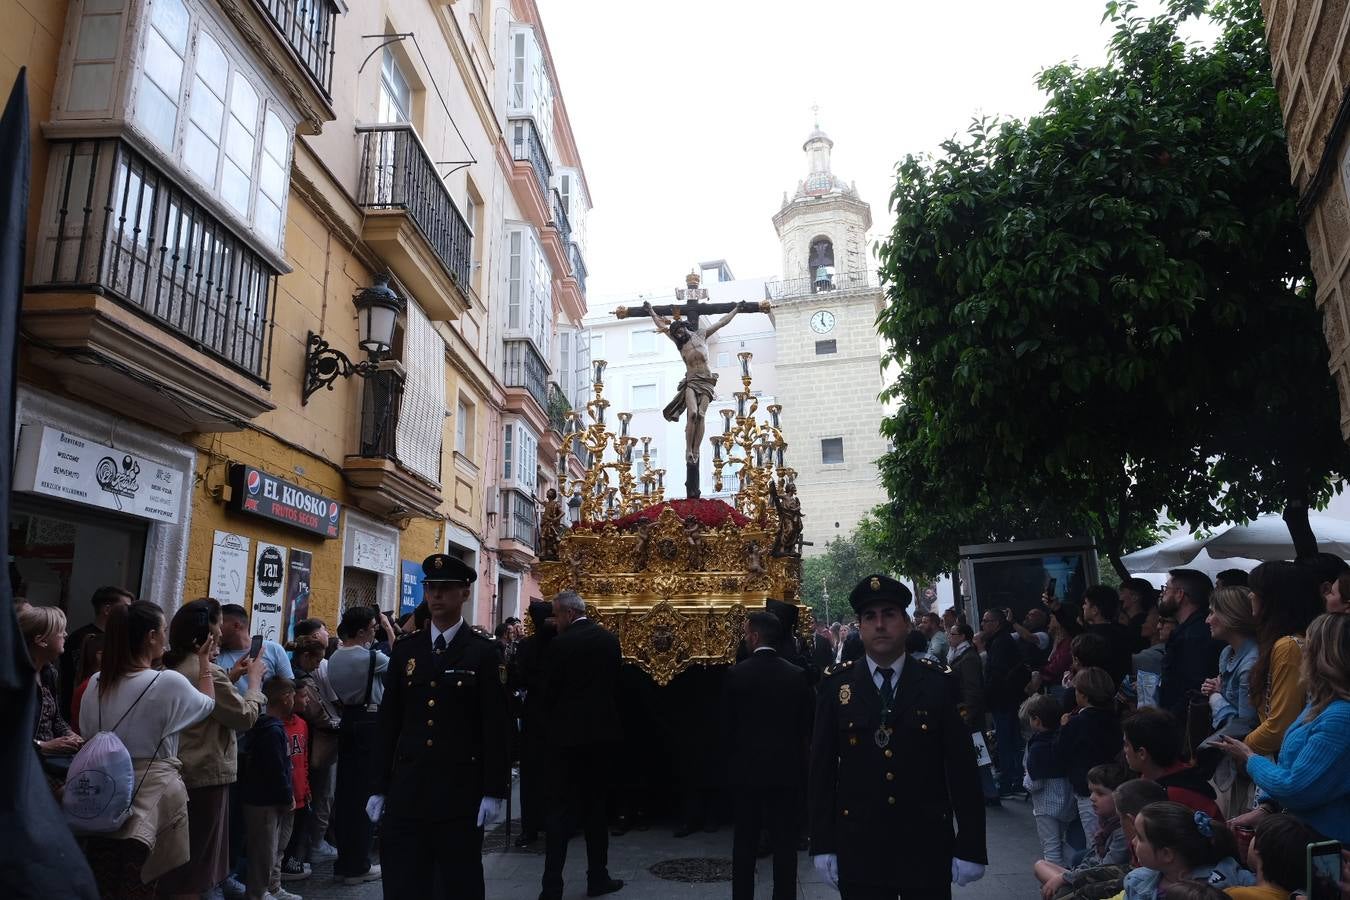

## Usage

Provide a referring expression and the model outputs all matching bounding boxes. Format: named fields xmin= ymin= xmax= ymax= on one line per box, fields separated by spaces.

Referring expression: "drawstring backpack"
xmin=62 ymin=672 xmax=166 ymax=833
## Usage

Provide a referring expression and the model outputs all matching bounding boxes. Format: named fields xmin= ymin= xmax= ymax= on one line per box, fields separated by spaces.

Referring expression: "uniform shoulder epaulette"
xmin=823 ymin=659 xmax=855 ymax=677
xmin=916 ymin=656 xmax=952 ymax=675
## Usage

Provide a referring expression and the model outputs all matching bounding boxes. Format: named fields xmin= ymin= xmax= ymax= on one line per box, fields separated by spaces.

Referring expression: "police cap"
xmin=848 ymin=574 xmax=912 ymax=615
xmin=422 ymin=553 xmax=476 ymax=584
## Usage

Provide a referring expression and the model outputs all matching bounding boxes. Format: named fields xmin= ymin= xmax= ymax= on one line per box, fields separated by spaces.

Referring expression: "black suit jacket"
xmin=373 ymin=624 xmax=510 ymax=821
xmin=1158 ymin=611 xmax=1223 ymax=717
xmin=721 ymin=648 xmax=813 ymax=788
xmin=809 ymin=657 xmax=986 ymax=893
xmin=541 ymin=618 xmax=622 ymax=749
xmin=812 ymin=634 xmax=835 ymax=669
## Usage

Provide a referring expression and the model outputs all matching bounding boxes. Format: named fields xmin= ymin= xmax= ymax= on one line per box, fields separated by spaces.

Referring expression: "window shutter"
xmin=394 ymin=301 xmax=446 ymax=483
xmin=503 ymin=423 xmax=514 ymax=480
xmin=508 ymin=230 xmax=522 ymax=329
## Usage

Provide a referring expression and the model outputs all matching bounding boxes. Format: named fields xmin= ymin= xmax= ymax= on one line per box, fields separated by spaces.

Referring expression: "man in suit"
xmin=723 ymin=612 xmax=814 ymax=900
xmin=810 ymin=575 xmax=987 ymax=899
xmin=512 ymin=599 xmax=556 ymax=848
xmin=539 ymin=590 xmax=624 ymax=900
xmin=366 ymin=554 xmax=510 ymax=900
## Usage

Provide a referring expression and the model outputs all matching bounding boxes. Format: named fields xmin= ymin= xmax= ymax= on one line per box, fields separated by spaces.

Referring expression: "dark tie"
xmin=878 ymin=667 xmax=894 ymax=706
xmin=434 ymin=634 xmax=447 ymax=652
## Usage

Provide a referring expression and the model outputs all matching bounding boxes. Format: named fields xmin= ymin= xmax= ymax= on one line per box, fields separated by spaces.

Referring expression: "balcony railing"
xmin=501 ymin=488 xmax=537 ymax=548
xmin=568 ymin=240 xmax=588 ymax=295
xmin=31 ymin=139 xmax=277 ymax=380
xmin=765 ymin=269 xmax=874 ymax=301
xmin=546 ymin=380 xmax=571 ymax=434
xmin=256 ymin=0 xmax=338 ymax=97
xmin=357 ymin=367 xmax=405 ymax=459
xmin=549 ymin=189 xmax=571 ymax=246
xmin=356 ymin=124 xmax=473 ymax=289
xmin=503 ymin=338 xmax=549 ymax=411
xmin=509 ymin=117 xmax=552 ymax=199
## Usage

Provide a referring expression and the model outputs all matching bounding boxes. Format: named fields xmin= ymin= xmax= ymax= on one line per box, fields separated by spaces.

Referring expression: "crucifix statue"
xmin=615 ymin=273 xmax=772 ymax=499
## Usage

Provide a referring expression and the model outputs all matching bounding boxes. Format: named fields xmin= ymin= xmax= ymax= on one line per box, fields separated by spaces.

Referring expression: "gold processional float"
xmin=535 ymin=274 xmax=807 ymax=685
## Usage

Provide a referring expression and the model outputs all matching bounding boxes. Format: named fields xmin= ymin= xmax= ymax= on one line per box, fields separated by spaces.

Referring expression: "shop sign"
xmin=13 ymin=425 xmax=185 ymax=524
xmin=209 ymin=531 xmax=250 ymax=606
xmin=285 ymin=550 xmax=313 ymax=644
xmin=400 ymin=559 xmax=423 ymax=615
xmin=250 ymin=542 xmax=288 ymax=641
xmin=350 ymin=528 xmax=395 ymax=573
xmin=228 ymin=464 xmax=340 ymax=538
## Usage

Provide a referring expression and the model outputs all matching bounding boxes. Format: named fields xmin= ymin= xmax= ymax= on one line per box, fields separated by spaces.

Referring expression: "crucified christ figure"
xmin=643 ymin=301 xmax=739 ymax=472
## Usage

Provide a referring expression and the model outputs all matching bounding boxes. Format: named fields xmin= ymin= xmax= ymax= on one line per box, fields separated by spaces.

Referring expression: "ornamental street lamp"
xmin=303 ymin=274 xmax=405 ymax=404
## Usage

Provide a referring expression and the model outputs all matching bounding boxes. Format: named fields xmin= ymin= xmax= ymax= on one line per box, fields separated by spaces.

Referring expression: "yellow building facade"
xmin=8 ymin=0 xmax=589 ymax=636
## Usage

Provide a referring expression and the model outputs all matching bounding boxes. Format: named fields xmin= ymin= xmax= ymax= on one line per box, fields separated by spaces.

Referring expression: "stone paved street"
xmin=298 ymin=783 xmax=1044 ymax=900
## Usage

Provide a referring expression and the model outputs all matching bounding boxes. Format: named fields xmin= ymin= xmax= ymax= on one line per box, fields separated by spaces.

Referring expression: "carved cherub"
xmin=564 ymin=545 xmax=585 ymax=589
xmin=744 ymin=539 xmax=766 ymax=577
xmin=770 ymin=480 xmax=804 ymax=557
xmin=633 ymin=518 xmax=654 ymax=570
xmin=682 ymin=516 xmax=705 ymax=570
xmin=538 ymin=487 xmax=565 ymax=561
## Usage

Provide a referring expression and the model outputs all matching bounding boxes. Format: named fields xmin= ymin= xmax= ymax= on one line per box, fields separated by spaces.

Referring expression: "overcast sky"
xmin=541 ymin=0 xmax=1208 ymax=304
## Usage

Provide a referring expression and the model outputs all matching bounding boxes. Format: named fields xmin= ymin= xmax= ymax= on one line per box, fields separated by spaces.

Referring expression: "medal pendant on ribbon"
xmin=874 ymin=726 xmax=890 ymax=749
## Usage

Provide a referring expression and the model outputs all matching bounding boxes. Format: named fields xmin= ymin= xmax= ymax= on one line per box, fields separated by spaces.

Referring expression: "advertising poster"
xmin=400 ymin=559 xmax=423 ymax=615
xmin=285 ymin=549 xmax=313 ymax=644
xmin=209 ymin=531 xmax=250 ymax=606
xmin=250 ymin=542 xmax=288 ymax=642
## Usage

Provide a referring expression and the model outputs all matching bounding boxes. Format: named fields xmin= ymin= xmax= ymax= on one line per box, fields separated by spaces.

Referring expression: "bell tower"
xmin=767 ymin=121 xmax=886 ymax=555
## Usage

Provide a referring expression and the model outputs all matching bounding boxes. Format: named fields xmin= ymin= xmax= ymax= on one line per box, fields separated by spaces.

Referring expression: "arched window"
xmin=809 ymin=237 xmax=835 ymax=291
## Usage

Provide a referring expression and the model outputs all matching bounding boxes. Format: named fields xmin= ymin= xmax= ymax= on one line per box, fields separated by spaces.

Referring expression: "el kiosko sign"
xmin=228 ymin=464 xmax=341 ymax=539
xmin=13 ymin=425 xmax=186 ymax=524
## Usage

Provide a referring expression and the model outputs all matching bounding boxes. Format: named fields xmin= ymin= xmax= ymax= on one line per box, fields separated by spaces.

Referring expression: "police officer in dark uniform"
xmin=366 ymin=554 xmax=510 ymax=900
xmin=808 ymin=575 xmax=988 ymax=899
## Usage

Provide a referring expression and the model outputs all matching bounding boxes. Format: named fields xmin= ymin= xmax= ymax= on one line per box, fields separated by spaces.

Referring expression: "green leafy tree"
xmin=801 ymin=521 xmax=891 ymax=624
xmin=874 ymin=0 xmax=1349 ymax=579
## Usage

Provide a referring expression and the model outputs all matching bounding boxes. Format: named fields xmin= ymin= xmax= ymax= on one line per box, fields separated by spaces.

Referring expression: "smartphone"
xmin=248 ymin=634 xmax=264 ymax=660
xmin=1044 ymin=577 xmax=1057 ymax=600
xmin=1308 ymin=840 xmax=1343 ymax=900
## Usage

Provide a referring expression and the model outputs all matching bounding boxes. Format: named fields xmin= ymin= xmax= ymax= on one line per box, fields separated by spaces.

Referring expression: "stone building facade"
xmin=1261 ymin=0 xmax=1350 ymax=436
xmin=5 ymin=0 xmax=591 ymax=634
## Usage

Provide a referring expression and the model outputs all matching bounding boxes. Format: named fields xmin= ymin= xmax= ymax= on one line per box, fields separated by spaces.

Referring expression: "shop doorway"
xmin=9 ymin=496 xmax=148 ymax=633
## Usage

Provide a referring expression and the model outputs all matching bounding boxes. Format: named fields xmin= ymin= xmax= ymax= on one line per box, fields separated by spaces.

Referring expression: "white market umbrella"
xmin=1122 ymin=513 xmax=1350 ymax=575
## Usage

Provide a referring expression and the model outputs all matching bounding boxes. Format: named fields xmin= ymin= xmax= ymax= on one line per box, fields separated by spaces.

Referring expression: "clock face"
xmin=810 ymin=310 xmax=836 ymax=334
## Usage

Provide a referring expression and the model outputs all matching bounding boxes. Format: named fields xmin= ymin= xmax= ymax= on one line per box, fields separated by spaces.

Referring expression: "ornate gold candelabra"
xmin=709 ymin=352 xmax=795 ymax=522
xmin=557 ymin=360 xmax=666 ymax=524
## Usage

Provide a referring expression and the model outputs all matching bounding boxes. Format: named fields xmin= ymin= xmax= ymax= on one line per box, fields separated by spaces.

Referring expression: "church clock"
xmin=810 ymin=310 xmax=836 ymax=334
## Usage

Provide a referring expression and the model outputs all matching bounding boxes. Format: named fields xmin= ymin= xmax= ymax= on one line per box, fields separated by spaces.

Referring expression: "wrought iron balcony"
xmin=500 ymin=488 xmax=537 ymax=548
xmin=509 ymin=117 xmax=552 ymax=199
xmin=357 ymin=367 xmax=405 ymax=459
xmin=546 ymin=380 xmax=571 ymax=434
xmin=31 ymin=138 xmax=276 ymax=380
xmin=765 ymin=269 xmax=875 ymax=301
xmin=256 ymin=0 xmax=338 ymax=97
xmin=568 ymin=240 xmax=587 ymax=295
xmin=549 ymin=189 xmax=571 ymax=246
xmin=357 ymin=124 xmax=473 ymax=290
xmin=503 ymin=338 xmax=549 ymax=412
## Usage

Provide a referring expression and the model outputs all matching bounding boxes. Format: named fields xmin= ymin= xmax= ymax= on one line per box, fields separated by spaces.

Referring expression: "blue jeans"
xmin=992 ymin=708 xmax=1023 ymax=795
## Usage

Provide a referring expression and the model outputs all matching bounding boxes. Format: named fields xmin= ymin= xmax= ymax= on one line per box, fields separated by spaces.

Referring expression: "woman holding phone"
xmin=158 ymin=598 xmax=265 ymax=900
xmin=1215 ymin=613 xmax=1350 ymax=845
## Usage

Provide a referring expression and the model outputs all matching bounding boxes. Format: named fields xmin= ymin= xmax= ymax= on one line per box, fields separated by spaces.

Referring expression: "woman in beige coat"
xmin=157 ymin=599 xmax=264 ymax=900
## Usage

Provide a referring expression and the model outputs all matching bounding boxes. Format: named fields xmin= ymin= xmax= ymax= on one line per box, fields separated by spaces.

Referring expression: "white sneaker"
xmin=271 ymin=889 xmax=303 ymax=900
xmin=220 ymin=876 xmax=247 ymax=900
xmin=340 ymin=864 xmax=381 ymax=885
xmin=312 ymin=841 xmax=338 ymax=860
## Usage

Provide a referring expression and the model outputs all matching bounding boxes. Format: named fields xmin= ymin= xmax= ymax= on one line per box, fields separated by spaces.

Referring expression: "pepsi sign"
xmin=228 ymin=464 xmax=341 ymax=539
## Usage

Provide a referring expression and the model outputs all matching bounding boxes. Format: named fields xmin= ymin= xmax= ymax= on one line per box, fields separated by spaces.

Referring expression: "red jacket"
xmin=283 ymin=714 xmax=310 ymax=808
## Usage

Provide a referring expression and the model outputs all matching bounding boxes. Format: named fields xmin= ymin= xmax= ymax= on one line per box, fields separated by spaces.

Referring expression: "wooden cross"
xmin=614 ymin=273 xmax=769 ymax=325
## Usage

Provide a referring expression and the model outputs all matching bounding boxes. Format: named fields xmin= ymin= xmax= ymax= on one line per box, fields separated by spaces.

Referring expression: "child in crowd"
xmin=241 ymin=677 xmax=302 ymax=900
xmin=1052 ymin=667 xmax=1124 ymax=841
xmin=1122 ymin=708 xmax=1222 ymax=819
xmin=1115 ymin=778 xmax=1168 ymax=867
xmin=1035 ymin=763 xmax=1133 ymax=899
xmin=1025 ymin=693 xmax=1078 ymax=867
xmin=1124 ymin=802 xmax=1252 ymax=899
xmin=1224 ymin=814 xmax=1314 ymax=900
xmin=278 ymin=680 xmax=312 ymax=883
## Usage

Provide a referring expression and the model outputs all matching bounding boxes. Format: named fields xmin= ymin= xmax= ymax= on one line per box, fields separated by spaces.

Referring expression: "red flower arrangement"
xmin=573 ymin=498 xmax=751 ymax=532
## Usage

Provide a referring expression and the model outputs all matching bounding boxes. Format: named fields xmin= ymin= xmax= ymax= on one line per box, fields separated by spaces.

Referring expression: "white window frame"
xmin=631 ymin=382 xmax=658 ymax=410
xmin=504 ymin=224 xmax=552 ymax=360
xmin=455 ymin=398 xmax=469 ymax=455
xmin=56 ymin=0 xmax=298 ymax=253
xmin=378 ymin=46 xmax=411 ymax=124
xmin=501 ymin=418 xmax=539 ymax=491
xmin=630 ymin=329 xmax=657 ymax=356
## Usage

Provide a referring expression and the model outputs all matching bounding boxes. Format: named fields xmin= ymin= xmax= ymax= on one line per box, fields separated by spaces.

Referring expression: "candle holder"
xmin=559 ymin=377 xmax=663 ymax=524
xmin=707 ymin=352 xmax=790 ymax=522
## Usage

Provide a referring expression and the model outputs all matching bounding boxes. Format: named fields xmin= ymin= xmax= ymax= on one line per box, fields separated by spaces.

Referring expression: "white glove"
xmin=813 ymin=854 xmax=839 ymax=889
xmin=952 ymin=858 xmax=986 ymax=886
xmin=365 ymin=794 xmax=385 ymax=823
xmin=476 ymin=796 xmax=504 ymax=828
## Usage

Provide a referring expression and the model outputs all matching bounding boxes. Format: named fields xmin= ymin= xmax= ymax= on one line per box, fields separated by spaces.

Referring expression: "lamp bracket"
xmin=303 ymin=331 xmax=381 ymax=404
